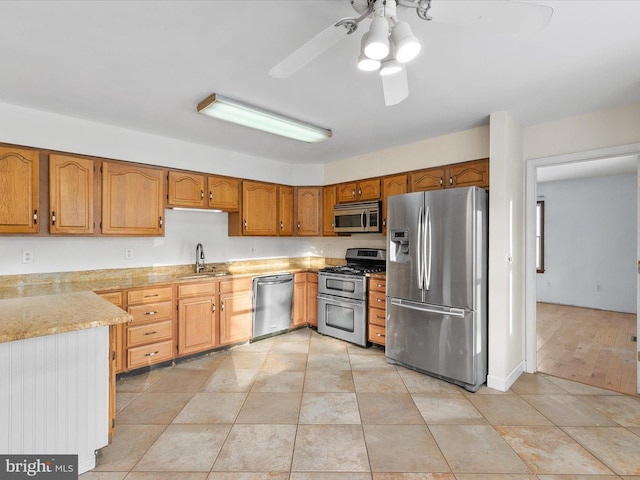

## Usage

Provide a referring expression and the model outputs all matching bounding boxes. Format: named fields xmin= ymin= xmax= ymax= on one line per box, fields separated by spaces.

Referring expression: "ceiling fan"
xmin=269 ymin=0 xmax=553 ymax=106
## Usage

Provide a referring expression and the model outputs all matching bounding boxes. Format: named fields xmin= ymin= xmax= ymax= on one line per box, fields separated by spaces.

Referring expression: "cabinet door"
xmin=448 ymin=159 xmax=489 ymax=189
xmin=307 ymin=273 xmax=318 ymax=327
xmin=410 ymin=167 xmax=446 ymax=192
xmin=292 ymin=273 xmax=307 ymax=327
xmin=208 ymin=175 xmax=239 ymax=211
xmin=357 ymin=178 xmax=381 ymax=201
xmin=278 ymin=185 xmax=294 ymax=236
xmin=295 ymin=187 xmax=321 ymax=236
xmin=322 ymin=185 xmax=337 ymax=236
xmin=0 ymin=146 xmax=39 ymax=233
xmin=337 ymin=182 xmax=358 ymax=203
xmin=49 ymin=154 xmax=94 ymax=235
xmin=167 ymin=171 xmax=205 ymax=208
xmin=382 ymin=174 xmax=407 ymax=235
xmin=178 ymin=297 xmax=217 ymax=355
xmin=219 ymin=289 xmax=253 ymax=345
xmin=102 ymin=162 xmax=165 ymax=235
xmin=242 ymin=180 xmax=277 ymax=236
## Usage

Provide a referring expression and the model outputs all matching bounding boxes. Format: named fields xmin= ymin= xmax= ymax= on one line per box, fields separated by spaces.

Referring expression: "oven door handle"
xmin=318 ymin=293 xmax=363 ymax=305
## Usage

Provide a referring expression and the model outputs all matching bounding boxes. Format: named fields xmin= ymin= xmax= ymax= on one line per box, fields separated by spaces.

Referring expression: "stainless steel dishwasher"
xmin=252 ymin=273 xmax=294 ymax=340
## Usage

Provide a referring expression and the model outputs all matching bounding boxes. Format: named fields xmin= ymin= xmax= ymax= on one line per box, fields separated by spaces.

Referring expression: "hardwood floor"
xmin=537 ymin=302 xmax=638 ymax=395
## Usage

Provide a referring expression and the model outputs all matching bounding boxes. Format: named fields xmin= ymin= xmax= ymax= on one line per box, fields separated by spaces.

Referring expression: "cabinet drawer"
xmin=128 ymin=301 xmax=173 ymax=323
xmin=127 ymin=286 xmax=173 ymax=305
xmin=98 ymin=291 xmax=123 ymax=307
xmin=127 ymin=340 xmax=173 ymax=369
xmin=178 ymin=281 xmax=217 ymax=298
xmin=127 ymin=320 xmax=173 ymax=347
xmin=369 ymin=278 xmax=386 ymax=293
xmin=369 ymin=289 xmax=386 ymax=307
xmin=368 ymin=324 xmax=386 ymax=345
xmin=369 ymin=307 xmax=386 ymax=327
xmin=219 ymin=277 xmax=252 ymax=294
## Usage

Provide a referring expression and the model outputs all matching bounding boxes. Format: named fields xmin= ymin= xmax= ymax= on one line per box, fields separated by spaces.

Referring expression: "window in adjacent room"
xmin=536 ymin=200 xmax=545 ymax=273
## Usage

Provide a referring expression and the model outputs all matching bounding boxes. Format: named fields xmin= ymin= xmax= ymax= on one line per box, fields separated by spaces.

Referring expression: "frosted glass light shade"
xmin=380 ymin=58 xmax=402 ymax=76
xmin=358 ymin=33 xmax=381 ymax=71
xmin=197 ymin=94 xmax=332 ymax=143
xmin=391 ymin=21 xmax=421 ymax=63
xmin=364 ymin=16 xmax=390 ymax=60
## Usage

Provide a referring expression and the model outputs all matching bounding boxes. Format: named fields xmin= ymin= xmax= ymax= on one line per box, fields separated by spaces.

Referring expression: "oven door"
xmin=318 ymin=273 xmax=366 ymax=300
xmin=317 ymin=293 xmax=367 ymax=347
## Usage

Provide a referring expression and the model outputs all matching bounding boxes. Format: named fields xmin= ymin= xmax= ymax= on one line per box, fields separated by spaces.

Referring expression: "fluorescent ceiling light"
xmin=197 ymin=94 xmax=332 ymax=143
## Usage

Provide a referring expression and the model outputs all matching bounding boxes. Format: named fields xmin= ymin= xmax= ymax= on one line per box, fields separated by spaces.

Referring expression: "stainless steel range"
xmin=317 ymin=248 xmax=386 ymax=347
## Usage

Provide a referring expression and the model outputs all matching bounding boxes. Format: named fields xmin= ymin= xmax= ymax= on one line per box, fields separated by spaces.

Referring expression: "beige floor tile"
xmin=563 ymin=426 xmax=640 ymax=475
xmin=200 ymin=368 xmax=259 ymax=393
xmin=363 ymin=424 xmax=449 ymax=473
xmin=262 ymin=352 xmax=308 ymax=371
xmin=543 ymin=375 xmax=624 ymax=396
xmin=453 ymin=475 xmax=538 ymax=480
xmin=306 ymin=352 xmax=351 ymax=370
xmin=581 ymin=395 xmax=640 ymax=427
xmin=292 ymin=474 xmax=372 ymax=480
xmin=270 ymin=341 xmax=310 ymax=354
xmin=280 ymin=328 xmax=312 ymax=341
xmin=235 ymin=392 xmax=301 ymax=424
xmin=467 ymin=393 xmax=553 ymax=426
xmin=510 ymin=373 xmax=568 ymax=395
xmin=304 ymin=369 xmax=355 ymax=392
xmin=173 ymin=351 xmax=229 ymax=370
xmin=429 ymin=425 xmax=531 ymax=474
xmin=372 ymin=474 xmax=455 ymax=480
xmin=115 ymin=392 xmax=138 ymax=413
xmin=357 ymin=392 xmax=424 ymax=424
xmin=252 ymin=369 xmax=305 ymax=392
xmin=212 ymin=424 xmax=297 ymax=471
xmin=125 ymin=473 xmax=208 ymax=480
xmin=116 ymin=392 xmax=193 ymax=424
xmin=218 ymin=352 xmax=268 ymax=370
xmin=412 ymin=394 xmax=486 ymax=425
xmin=348 ymin=343 xmax=382 ymax=355
xmin=352 ymin=369 xmax=408 ymax=393
xmin=396 ymin=367 xmax=466 ymax=394
xmin=208 ymin=473 xmax=289 ymax=480
xmin=309 ymin=336 xmax=349 ymax=354
xmin=292 ymin=424 xmax=370 ymax=472
xmin=349 ymin=352 xmax=394 ymax=370
xmin=135 ymin=424 xmax=230 ymax=472
xmin=94 ymin=424 xmax=166 ymax=471
xmin=78 ymin=473 xmax=127 ymax=480
xmin=172 ymin=392 xmax=247 ymax=424
xmin=299 ymin=392 xmax=361 ymax=424
xmin=521 ymin=395 xmax=618 ymax=426
xmin=496 ymin=426 xmax=613 ymax=474
xmin=231 ymin=337 xmax=275 ymax=353
xmin=115 ymin=368 xmax=172 ymax=393
xmin=536 ymin=475 xmax=620 ymax=480
xmin=144 ymin=368 xmax=212 ymax=393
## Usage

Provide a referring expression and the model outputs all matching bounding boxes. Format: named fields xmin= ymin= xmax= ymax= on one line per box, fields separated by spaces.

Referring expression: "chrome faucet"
xmin=195 ymin=243 xmax=205 ymax=273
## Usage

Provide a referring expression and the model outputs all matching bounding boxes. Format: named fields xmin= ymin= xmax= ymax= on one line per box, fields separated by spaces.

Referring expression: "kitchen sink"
xmin=178 ymin=272 xmax=229 ymax=280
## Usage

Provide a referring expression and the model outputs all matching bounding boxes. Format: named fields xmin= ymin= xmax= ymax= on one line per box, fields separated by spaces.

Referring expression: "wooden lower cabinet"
xmin=368 ymin=276 xmax=386 ymax=346
xmin=177 ymin=281 xmax=218 ymax=356
xmin=293 ymin=272 xmax=318 ymax=327
xmin=219 ymin=277 xmax=253 ymax=345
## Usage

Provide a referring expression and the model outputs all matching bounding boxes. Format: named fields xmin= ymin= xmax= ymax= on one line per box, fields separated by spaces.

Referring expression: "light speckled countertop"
xmin=0 ymin=291 xmax=132 ymax=343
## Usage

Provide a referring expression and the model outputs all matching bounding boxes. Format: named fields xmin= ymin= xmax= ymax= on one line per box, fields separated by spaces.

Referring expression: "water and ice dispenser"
xmin=389 ymin=229 xmax=410 ymax=263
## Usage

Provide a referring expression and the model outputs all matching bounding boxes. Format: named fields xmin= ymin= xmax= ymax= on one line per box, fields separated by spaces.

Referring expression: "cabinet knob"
xmin=212 ymin=303 xmax=216 ymax=313
xmin=209 ymin=191 xmax=213 ymax=200
xmin=143 ymin=330 xmax=158 ymax=336
xmin=358 ymin=188 xmax=362 ymax=196
xmin=280 ymin=221 xmax=284 ymax=230
xmin=51 ymin=211 xmax=56 ymax=225
xmin=201 ymin=190 xmax=204 ymax=199
xmin=243 ymin=219 xmax=247 ymax=229
xmin=439 ymin=177 xmax=444 ymax=186
xmin=144 ymin=350 xmax=159 ymax=357
xmin=33 ymin=209 xmax=38 ymax=224
xmin=351 ymin=189 xmax=356 ymax=197
xmin=297 ymin=222 xmax=301 ymax=230
xmin=159 ymin=216 xmax=163 ymax=227
xmin=221 ymin=302 xmax=225 ymax=311
xmin=449 ymin=176 xmax=453 ymax=186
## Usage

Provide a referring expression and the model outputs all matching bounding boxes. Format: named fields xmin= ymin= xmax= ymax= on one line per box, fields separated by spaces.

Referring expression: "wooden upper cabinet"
xmin=167 ymin=171 xmax=205 ymax=208
xmin=322 ymin=185 xmax=337 ymax=236
xmin=448 ymin=159 xmax=489 ymax=189
xmin=382 ymin=174 xmax=408 ymax=234
xmin=102 ymin=161 xmax=165 ymax=236
xmin=0 ymin=146 xmax=39 ymax=233
xmin=295 ymin=186 xmax=321 ymax=236
xmin=208 ymin=175 xmax=239 ymax=211
xmin=230 ymin=180 xmax=277 ymax=236
xmin=337 ymin=179 xmax=381 ymax=203
xmin=278 ymin=185 xmax=294 ymax=236
xmin=410 ymin=167 xmax=446 ymax=192
xmin=49 ymin=154 xmax=94 ymax=235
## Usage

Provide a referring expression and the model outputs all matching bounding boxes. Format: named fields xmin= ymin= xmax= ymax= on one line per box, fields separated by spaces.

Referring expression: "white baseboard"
xmin=487 ymin=361 xmax=525 ymax=392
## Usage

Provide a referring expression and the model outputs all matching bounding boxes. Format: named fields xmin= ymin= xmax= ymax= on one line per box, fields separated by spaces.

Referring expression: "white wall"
xmin=536 ymin=174 xmax=637 ymax=313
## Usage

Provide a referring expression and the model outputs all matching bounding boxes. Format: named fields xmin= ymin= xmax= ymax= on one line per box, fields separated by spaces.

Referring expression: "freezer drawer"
xmin=385 ymin=297 xmax=486 ymax=392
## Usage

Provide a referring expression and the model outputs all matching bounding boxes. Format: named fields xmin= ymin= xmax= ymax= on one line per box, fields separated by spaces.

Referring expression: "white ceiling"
xmin=1 ymin=1 xmax=640 ymax=165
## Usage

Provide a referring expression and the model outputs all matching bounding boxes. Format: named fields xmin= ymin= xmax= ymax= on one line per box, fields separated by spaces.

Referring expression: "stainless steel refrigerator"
xmin=386 ymin=186 xmax=488 ymax=392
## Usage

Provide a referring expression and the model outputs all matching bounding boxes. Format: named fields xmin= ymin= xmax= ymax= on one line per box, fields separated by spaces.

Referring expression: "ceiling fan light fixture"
xmin=197 ymin=94 xmax=332 ymax=143
xmin=391 ymin=21 xmax=421 ymax=63
xmin=358 ymin=33 xmax=382 ymax=71
xmin=364 ymin=15 xmax=390 ymax=60
xmin=379 ymin=58 xmax=402 ymax=76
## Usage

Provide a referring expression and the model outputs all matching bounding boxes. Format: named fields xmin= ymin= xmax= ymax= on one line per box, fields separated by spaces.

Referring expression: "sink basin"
xmin=178 ymin=272 xmax=229 ymax=280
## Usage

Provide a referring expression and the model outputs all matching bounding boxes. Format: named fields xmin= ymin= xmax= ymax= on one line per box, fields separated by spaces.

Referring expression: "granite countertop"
xmin=0 ymin=291 xmax=132 ymax=343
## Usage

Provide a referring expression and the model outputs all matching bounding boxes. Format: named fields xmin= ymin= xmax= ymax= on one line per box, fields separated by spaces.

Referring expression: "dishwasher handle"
xmin=254 ymin=275 xmax=294 ymax=286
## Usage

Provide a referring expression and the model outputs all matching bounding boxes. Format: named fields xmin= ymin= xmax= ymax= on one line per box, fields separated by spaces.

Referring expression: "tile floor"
xmin=81 ymin=327 xmax=640 ymax=480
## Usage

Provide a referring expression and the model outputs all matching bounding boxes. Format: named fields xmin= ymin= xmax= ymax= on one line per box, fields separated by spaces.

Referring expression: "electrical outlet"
xmin=125 ymin=248 xmax=134 ymax=260
xmin=596 ymin=284 xmax=602 ymax=291
xmin=22 ymin=250 xmax=33 ymax=264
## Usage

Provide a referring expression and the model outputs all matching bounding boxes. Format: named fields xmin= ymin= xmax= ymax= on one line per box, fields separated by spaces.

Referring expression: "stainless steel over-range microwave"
xmin=333 ymin=201 xmax=382 ymax=233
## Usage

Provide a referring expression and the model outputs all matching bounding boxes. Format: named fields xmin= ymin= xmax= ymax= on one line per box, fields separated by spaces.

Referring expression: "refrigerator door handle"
xmin=390 ymin=297 xmax=466 ymax=318
xmin=417 ymin=206 xmax=424 ymax=289
xmin=425 ymin=206 xmax=432 ymax=291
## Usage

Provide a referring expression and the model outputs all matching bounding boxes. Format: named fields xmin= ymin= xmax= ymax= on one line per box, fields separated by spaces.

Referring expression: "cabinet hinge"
xmin=100 ymin=166 xmax=103 ymax=173
xmin=112 ymin=418 xmax=115 ymax=429
xmin=112 ymin=350 xmax=116 ymax=360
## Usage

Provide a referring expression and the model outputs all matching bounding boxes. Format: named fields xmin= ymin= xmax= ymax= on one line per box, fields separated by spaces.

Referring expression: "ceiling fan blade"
xmin=269 ymin=20 xmax=352 ymax=78
xmin=429 ymin=0 xmax=553 ymax=34
xmin=381 ymin=66 xmax=409 ymax=106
